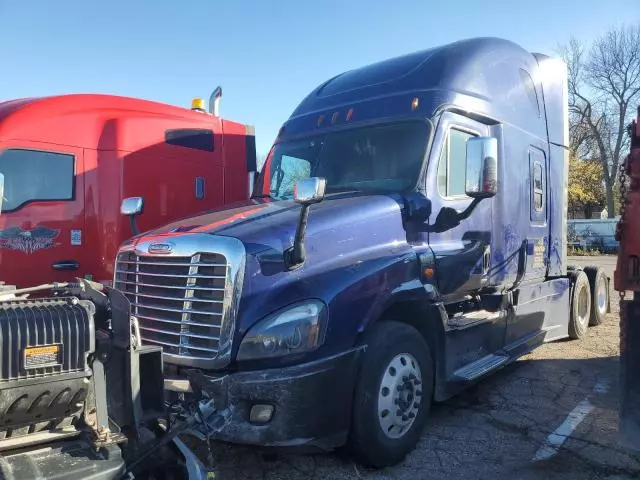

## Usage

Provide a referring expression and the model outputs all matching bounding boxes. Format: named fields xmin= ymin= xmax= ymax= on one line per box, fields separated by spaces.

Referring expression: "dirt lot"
xmin=210 ymin=255 xmax=640 ymax=480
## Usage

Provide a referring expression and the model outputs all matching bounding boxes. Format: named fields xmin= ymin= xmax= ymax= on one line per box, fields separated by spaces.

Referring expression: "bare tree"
xmin=559 ymin=23 xmax=640 ymax=217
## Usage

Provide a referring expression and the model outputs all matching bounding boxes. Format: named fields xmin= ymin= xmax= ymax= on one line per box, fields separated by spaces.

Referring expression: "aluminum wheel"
xmin=596 ymin=275 xmax=608 ymax=315
xmin=377 ymin=353 xmax=422 ymax=439
xmin=577 ymin=285 xmax=590 ymax=327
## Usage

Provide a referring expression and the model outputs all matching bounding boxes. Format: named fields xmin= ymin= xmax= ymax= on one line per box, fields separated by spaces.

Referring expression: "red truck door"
xmin=0 ymin=140 xmax=85 ymax=287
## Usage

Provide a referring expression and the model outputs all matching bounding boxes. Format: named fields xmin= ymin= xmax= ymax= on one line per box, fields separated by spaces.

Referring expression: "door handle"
xmin=52 ymin=260 xmax=80 ymax=271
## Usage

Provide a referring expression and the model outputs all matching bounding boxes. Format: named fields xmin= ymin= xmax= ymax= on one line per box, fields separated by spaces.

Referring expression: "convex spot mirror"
xmin=465 ymin=137 xmax=498 ymax=199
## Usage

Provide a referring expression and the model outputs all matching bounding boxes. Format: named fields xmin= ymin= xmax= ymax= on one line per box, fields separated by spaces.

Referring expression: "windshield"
xmin=255 ymin=121 xmax=430 ymax=200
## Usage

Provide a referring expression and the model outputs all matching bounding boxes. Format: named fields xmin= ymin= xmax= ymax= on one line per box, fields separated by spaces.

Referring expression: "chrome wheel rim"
xmin=377 ymin=353 xmax=422 ymax=439
xmin=597 ymin=275 xmax=608 ymax=314
xmin=577 ymin=286 xmax=590 ymax=327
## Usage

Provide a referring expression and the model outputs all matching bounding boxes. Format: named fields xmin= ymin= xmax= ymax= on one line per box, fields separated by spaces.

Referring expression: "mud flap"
xmin=620 ymin=298 xmax=640 ymax=451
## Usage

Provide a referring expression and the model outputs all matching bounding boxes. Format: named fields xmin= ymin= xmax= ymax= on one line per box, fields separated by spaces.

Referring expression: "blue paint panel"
xmin=547 ymin=143 xmax=569 ymax=276
xmin=507 ymin=278 xmax=570 ymax=347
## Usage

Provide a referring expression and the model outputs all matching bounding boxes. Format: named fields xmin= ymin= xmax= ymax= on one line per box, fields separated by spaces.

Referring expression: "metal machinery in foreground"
xmin=615 ymin=106 xmax=640 ymax=450
xmin=0 ymin=277 xmax=226 ymax=479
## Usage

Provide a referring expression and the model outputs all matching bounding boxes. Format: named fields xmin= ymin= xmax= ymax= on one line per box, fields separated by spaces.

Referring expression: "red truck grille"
xmin=114 ymin=252 xmax=228 ymax=358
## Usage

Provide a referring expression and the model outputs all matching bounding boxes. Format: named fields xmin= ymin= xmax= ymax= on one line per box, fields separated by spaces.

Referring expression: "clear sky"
xmin=0 ymin=0 xmax=637 ymax=158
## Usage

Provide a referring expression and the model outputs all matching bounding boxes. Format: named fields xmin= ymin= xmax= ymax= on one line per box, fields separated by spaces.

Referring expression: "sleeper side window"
xmin=529 ymin=148 xmax=547 ymax=223
xmin=437 ymin=128 xmax=476 ymax=198
xmin=533 ymin=163 xmax=543 ymax=211
xmin=0 ymin=149 xmax=75 ymax=212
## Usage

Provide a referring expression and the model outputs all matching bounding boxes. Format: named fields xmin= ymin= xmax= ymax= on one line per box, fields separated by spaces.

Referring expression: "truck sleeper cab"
xmin=114 ymin=37 xmax=608 ymax=468
xmin=0 ymin=93 xmax=256 ymax=287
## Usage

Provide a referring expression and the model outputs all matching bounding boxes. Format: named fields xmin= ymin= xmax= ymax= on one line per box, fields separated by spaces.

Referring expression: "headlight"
xmin=237 ymin=300 xmax=327 ymax=361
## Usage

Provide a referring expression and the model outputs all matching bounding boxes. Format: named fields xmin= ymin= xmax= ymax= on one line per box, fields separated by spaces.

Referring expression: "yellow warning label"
xmin=24 ymin=344 xmax=61 ymax=369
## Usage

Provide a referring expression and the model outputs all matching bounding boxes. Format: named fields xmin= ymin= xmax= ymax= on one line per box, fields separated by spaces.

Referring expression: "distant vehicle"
xmin=114 ymin=38 xmax=610 ymax=468
xmin=0 ymin=90 xmax=256 ymax=287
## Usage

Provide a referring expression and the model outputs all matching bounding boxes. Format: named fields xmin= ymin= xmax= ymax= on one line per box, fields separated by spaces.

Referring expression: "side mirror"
xmin=121 ymin=197 xmax=144 ymax=216
xmin=121 ymin=197 xmax=144 ymax=236
xmin=287 ymin=177 xmax=327 ymax=269
xmin=294 ymin=177 xmax=326 ymax=205
xmin=465 ymin=137 xmax=498 ymax=199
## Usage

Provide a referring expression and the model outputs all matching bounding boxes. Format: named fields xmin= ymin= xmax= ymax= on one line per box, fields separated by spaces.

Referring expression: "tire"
xmin=583 ymin=265 xmax=608 ymax=326
xmin=568 ymin=270 xmax=591 ymax=340
xmin=347 ymin=321 xmax=434 ymax=469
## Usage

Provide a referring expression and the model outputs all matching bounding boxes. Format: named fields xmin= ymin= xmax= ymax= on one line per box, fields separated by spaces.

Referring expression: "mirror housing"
xmin=294 ymin=177 xmax=326 ymax=205
xmin=121 ymin=197 xmax=144 ymax=236
xmin=121 ymin=197 xmax=144 ymax=216
xmin=465 ymin=137 xmax=498 ymax=199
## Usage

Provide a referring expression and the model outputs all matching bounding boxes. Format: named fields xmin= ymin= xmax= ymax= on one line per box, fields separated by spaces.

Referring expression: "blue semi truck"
xmin=115 ymin=37 xmax=611 ymax=467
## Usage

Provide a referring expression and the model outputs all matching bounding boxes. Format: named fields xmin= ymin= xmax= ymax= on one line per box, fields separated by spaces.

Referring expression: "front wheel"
xmin=347 ymin=321 xmax=433 ymax=468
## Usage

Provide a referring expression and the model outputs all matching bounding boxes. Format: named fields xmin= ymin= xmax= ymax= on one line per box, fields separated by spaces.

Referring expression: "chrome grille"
xmin=114 ymin=251 xmax=229 ymax=358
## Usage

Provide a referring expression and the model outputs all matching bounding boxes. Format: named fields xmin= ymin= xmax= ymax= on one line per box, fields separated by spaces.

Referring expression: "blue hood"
xmin=133 ymin=192 xmax=409 ymax=257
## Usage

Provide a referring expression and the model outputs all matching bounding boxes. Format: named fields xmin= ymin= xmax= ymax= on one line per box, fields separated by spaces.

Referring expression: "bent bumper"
xmin=179 ymin=348 xmax=362 ymax=450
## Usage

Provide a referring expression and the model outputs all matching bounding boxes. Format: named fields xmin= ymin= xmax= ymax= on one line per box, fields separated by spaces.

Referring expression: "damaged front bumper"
xmin=168 ymin=347 xmax=363 ymax=451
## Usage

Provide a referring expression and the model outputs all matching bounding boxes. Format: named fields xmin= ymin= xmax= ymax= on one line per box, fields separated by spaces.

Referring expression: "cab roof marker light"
xmin=411 ymin=97 xmax=420 ymax=111
xmin=346 ymin=108 xmax=354 ymax=121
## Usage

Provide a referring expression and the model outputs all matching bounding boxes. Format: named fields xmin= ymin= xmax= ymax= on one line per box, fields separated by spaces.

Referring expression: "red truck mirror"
xmin=465 ymin=137 xmax=498 ymax=199
xmin=121 ymin=197 xmax=144 ymax=235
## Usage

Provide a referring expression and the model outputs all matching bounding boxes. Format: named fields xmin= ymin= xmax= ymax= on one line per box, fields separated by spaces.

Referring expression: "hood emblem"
xmin=148 ymin=242 xmax=174 ymax=255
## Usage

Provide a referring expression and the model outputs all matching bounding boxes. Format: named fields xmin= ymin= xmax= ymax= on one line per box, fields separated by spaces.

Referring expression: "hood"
xmin=132 ymin=192 xmax=407 ymax=255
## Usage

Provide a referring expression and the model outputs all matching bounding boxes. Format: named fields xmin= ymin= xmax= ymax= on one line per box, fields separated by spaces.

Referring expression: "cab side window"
xmin=0 ymin=149 xmax=74 ymax=212
xmin=437 ymin=128 xmax=475 ymax=198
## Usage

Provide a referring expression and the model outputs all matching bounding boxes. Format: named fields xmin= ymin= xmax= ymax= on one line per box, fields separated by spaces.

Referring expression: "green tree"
xmin=568 ymin=154 xmax=605 ymax=218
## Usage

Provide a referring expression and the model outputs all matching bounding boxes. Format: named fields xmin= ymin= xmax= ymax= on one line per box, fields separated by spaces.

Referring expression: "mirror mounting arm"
xmin=457 ymin=198 xmax=482 ymax=222
xmin=425 ymin=198 xmax=482 ymax=233
xmin=285 ymin=205 xmax=311 ymax=269
xmin=129 ymin=215 xmax=140 ymax=236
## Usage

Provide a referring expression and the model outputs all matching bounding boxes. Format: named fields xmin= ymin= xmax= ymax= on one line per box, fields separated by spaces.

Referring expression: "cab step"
xmin=453 ymin=353 xmax=509 ymax=382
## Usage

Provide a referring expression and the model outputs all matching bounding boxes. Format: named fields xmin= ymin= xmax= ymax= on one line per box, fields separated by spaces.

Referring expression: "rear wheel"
xmin=348 ymin=321 xmax=433 ymax=468
xmin=568 ymin=270 xmax=591 ymax=339
xmin=583 ymin=265 xmax=609 ymax=326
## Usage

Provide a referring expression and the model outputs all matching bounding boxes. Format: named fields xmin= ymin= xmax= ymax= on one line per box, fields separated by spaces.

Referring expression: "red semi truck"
xmin=0 ymin=90 xmax=256 ymax=287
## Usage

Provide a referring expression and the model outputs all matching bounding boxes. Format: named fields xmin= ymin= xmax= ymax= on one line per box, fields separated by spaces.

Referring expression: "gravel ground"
xmin=206 ymin=256 xmax=640 ymax=480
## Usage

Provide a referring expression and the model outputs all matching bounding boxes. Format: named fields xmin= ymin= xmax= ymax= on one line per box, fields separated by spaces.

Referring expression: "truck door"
xmin=0 ymin=140 xmax=85 ymax=287
xmin=425 ymin=111 xmax=506 ymax=355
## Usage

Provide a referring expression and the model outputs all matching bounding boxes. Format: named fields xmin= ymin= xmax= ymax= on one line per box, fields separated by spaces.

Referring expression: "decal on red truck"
xmin=0 ymin=226 xmax=61 ymax=254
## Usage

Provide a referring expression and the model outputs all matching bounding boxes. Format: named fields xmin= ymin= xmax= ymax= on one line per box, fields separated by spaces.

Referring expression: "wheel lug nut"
xmin=408 ymin=412 xmax=415 ymax=419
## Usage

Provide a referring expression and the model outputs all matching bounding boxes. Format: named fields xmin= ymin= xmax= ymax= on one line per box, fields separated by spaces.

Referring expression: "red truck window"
xmin=0 ymin=149 xmax=74 ymax=212
xmin=165 ymin=129 xmax=214 ymax=152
